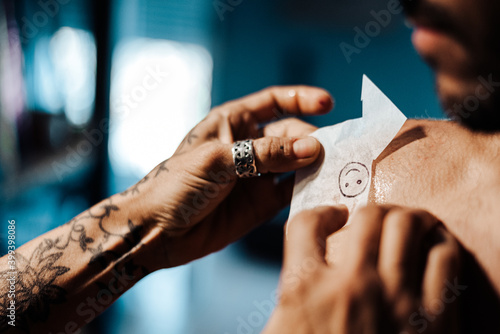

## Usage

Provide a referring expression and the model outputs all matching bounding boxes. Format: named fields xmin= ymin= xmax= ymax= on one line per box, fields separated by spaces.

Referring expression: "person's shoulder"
xmin=371 ymin=119 xmax=474 ymax=207
xmin=406 ymin=118 xmax=500 ymax=189
xmin=377 ymin=119 xmax=470 ymax=170
xmin=466 ymin=127 xmax=500 ymax=191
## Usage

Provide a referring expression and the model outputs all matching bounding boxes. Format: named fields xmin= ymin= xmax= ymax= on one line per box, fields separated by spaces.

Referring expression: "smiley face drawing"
xmin=339 ymin=162 xmax=370 ymax=198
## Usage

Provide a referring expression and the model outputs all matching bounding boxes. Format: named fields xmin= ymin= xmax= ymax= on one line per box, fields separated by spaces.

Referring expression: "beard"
xmin=436 ymin=73 xmax=500 ymax=132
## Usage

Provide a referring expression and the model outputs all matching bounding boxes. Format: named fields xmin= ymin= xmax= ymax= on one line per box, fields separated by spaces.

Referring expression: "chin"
xmin=436 ymin=74 xmax=500 ymax=132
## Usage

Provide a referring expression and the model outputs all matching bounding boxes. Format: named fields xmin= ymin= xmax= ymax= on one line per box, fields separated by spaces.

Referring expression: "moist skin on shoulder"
xmin=328 ymin=118 xmax=500 ymax=292
xmin=369 ymin=120 xmax=500 ymax=267
xmin=327 ymin=119 xmax=500 ymax=331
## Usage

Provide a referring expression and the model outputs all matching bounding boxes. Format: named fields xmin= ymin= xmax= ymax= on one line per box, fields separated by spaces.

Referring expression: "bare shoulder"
xmin=368 ymin=118 xmax=500 ymax=294
xmin=370 ymin=119 xmax=473 ymax=208
xmin=371 ymin=118 xmax=500 ymax=220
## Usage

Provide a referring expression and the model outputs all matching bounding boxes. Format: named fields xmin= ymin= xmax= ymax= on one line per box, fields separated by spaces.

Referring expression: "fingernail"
xmin=319 ymin=96 xmax=334 ymax=109
xmin=293 ymin=137 xmax=319 ymax=159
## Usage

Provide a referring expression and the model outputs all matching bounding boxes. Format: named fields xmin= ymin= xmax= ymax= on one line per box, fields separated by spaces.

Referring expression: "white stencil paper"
xmin=289 ymin=75 xmax=407 ymax=223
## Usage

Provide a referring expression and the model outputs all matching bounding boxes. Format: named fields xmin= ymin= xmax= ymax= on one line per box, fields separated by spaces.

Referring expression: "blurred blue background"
xmin=0 ymin=0 xmax=444 ymax=333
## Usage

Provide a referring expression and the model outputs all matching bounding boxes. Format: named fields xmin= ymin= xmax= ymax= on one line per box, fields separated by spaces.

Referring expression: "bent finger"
xmin=346 ymin=206 xmax=391 ymax=270
xmin=377 ymin=209 xmax=439 ymax=301
xmin=422 ymin=227 xmax=461 ymax=334
xmin=220 ymin=86 xmax=334 ymax=123
xmin=284 ymin=206 xmax=349 ymax=270
xmin=262 ymin=118 xmax=319 ymax=138
xmin=253 ymin=136 xmax=322 ymax=174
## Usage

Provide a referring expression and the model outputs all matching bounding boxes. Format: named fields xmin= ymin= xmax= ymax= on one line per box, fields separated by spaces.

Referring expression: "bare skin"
xmin=369 ymin=119 xmax=500 ymax=293
xmin=4 ymin=0 xmax=500 ymax=332
xmin=0 ymin=86 xmax=332 ymax=333
xmin=0 ymin=85 xmax=476 ymax=334
xmin=268 ymin=118 xmax=500 ymax=334
xmin=322 ymin=119 xmax=500 ymax=332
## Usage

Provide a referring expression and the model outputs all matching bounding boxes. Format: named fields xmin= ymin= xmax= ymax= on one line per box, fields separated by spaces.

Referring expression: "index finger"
xmin=221 ymin=86 xmax=334 ymax=123
xmin=345 ymin=206 xmax=391 ymax=270
xmin=422 ymin=227 xmax=461 ymax=333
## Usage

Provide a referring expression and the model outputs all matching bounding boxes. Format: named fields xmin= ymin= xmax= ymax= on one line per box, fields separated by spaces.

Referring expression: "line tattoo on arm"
xmin=0 ymin=200 xmax=148 ymax=333
xmin=120 ymin=176 xmax=150 ymax=196
xmin=176 ymin=128 xmax=199 ymax=155
xmin=155 ymin=160 xmax=170 ymax=178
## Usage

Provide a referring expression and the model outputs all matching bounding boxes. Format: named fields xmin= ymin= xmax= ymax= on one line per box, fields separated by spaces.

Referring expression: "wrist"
xmin=108 ymin=193 xmax=151 ymax=231
xmin=102 ymin=193 xmax=166 ymax=271
xmin=111 ymin=190 xmax=189 ymax=270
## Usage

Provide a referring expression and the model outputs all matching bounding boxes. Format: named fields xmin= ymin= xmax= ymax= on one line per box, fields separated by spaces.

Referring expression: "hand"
xmin=264 ymin=206 xmax=462 ymax=334
xmin=131 ymin=86 xmax=333 ymax=268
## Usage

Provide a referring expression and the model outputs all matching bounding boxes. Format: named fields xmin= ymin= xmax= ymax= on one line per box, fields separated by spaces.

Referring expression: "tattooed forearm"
xmin=0 ymin=250 xmax=69 ymax=332
xmin=186 ymin=129 xmax=198 ymax=144
xmin=88 ymin=219 xmax=144 ymax=270
xmin=0 ymin=196 xmax=154 ymax=333
xmin=120 ymin=159 xmax=170 ymax=197
xmin=120 ymin=176 xmax=150 ymax=196
xmin=176 ymin=128 xmax=199 ymax=155
xmin=155 ymin=160 xmax=170 ymax=178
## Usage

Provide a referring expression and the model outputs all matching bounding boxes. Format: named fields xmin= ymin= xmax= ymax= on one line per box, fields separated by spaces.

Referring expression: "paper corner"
xmin=361 ymin=74 xmax=375 ymax=101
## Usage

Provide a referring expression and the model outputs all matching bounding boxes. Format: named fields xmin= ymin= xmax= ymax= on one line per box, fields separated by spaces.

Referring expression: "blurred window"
xmin=109 ymin=38 xmax=212 ymax=178
xmin=50 ymin=27 xmax=96 ymax=126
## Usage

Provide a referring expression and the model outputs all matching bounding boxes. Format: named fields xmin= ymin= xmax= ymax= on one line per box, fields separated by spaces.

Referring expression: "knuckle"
xmin=291 ymin=210 xmax=318 ymax=230
xmin=196 ymin=142 xmax=229 ymax=170
xmin=388 ymin=208 xmax=420 ymax=227
xmin=288 ymin=209 xmax=326 ymax=240
xmin=387 ymin=208 xmax=418 ymax=224
xmin=441 ymin=246 xmax=460 ymax=266
xmin=264 ymin=85 xmax=281 ymax=93
xmin=432 ymin=242 xmax=460 ymax=269
xmin=292 ymin=207 xmax=334 ymax=228
xmin=385 ymin=208 xmax=436 ymax=233
xmin=210 ymin=105 xmax=225 ymax=116
xmin=240 ymin=111 xmax=256 ymax=125
xmin=355 ymin=205 xmax=387 ymax=222
xmin=256 ymin=137 xmax=293 ymax=164
xmin=205 ymin=110 xmax=224 ymax=124
xmin=211 ymin=104 xmax=233 ymax=121
xmin=441 ymin=230 xmax=461 ymax=254
xmin=219 ymin=108 xmax=233 ymax=122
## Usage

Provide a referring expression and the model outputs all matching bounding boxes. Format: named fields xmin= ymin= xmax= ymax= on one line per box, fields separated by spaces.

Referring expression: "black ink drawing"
xmin=338 ymin=162 xmax=370 ymax=198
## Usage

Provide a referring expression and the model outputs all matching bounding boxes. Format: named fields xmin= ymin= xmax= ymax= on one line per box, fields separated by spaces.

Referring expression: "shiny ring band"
xmin=232 ymin=140 xmax=261 ymax=178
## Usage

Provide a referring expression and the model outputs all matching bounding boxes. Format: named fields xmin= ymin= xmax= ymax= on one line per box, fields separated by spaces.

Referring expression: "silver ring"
xmin=232 ymin=140 xmax=261 ymax=178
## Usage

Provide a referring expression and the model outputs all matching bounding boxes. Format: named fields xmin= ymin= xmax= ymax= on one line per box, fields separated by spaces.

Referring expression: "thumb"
xmin=253 ymin=136 xmax=322 ymax=174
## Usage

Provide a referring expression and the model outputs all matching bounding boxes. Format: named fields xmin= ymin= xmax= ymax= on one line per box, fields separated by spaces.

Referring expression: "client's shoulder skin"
xmin=369 ymin=119 xmax=500 ymax=293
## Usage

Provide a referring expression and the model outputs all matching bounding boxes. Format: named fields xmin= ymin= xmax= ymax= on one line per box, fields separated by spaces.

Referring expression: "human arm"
xmin=0 ymin=86 xmax=333 ymax=333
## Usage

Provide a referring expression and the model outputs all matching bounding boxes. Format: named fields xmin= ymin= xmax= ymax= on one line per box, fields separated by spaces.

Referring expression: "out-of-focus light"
xmin=50 ymin=27 xmax=96 ymax=126
xmin=34 ymin=36 xmax=62 ymax=113
xmin=109 ymin=38 xmax=213 ymax=177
